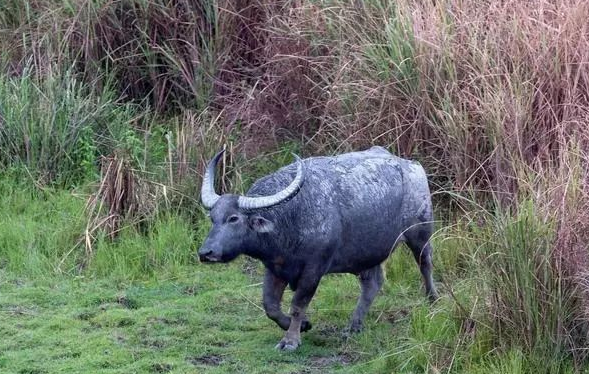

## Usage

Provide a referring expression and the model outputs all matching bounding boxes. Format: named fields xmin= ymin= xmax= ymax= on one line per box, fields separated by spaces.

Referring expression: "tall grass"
xmin=0 ymin=177 xmax=86 ymax=275
xmin=253 ymin=3 xmax=589 ymax=363
xmin=261 ymin=0 xmax=589 ymax=199
xmin=0 ymin=67 xmax=93 ymax=185
xmin=475 ymin=202 xmax=584 ymax=367
xmin=4 ymin=1 xmax=587 ymax=185
xmin=0 ymin=63 xmax=154 ymax=186
xmin=0 ymin=0 xmax=220 ymax=112
xmin=0 ymin=176 xmax=202 ymax=279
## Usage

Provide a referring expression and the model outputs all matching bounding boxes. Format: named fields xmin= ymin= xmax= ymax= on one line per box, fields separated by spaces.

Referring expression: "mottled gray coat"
xmin=198 ymin=146 xmax=438 ymax=351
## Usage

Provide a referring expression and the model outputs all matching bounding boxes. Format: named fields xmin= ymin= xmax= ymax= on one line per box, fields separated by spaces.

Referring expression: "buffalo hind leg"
xmin=406 ymin=237 xmax=438 ymax=301
xmin=347 ymin=265 xmax=384 ymax=334
xmin=263 ymin=270 xmax=311 ymax=332
xmin=275 ymin=271 xmax=321 ymax=351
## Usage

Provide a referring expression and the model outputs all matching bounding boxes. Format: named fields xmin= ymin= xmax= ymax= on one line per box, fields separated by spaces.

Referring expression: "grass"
xmin=0 ymin=242 xmax=460 ymax=374
xmin=2 ymin=176 xmax=582 ymax=373
xmin=0 ymin=65 xmax=152 ymax=187
xmin=0 ymin=178 xmax=86 ymax=275
xmin=0 ymin=177 xmax=473 ymax=374
xmin=0 ymin=178 xmax=197 ymax=280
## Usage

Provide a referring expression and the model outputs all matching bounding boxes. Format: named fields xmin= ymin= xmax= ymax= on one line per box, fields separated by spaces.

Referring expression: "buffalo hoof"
xmin=342 ymin=322 xmax=362 ymax=338
xmin=344 ymin=321 xmax=364 ymax=335
xmin=300 ymin=320 xmax=312 ymax=332
xmin=342 ymin=327 xmax=362 ymax=340
xmin=275 ymin=336 xmax=301 ymax=351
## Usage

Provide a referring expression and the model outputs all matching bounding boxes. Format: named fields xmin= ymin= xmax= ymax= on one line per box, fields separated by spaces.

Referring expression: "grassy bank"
xmin=0 ymin=261 xmax=452 ymax=374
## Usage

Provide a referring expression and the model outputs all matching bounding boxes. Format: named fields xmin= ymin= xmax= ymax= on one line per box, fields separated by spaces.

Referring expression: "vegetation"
xmin=1 ymin=0 xmax=589 ymax=373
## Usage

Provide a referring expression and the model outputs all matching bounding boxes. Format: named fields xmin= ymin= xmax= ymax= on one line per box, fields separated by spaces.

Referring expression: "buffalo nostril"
xmin=199 ymin=249 xmax=213 ymax=262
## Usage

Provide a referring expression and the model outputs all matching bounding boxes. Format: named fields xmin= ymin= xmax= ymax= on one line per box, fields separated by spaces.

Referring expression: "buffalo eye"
xmin=227 ymin=215 xmax=240 ymax=224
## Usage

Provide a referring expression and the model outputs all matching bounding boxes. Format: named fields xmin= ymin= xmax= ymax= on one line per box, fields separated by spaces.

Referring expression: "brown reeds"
xmin=81 ymin=151 xmax=152 ymax=268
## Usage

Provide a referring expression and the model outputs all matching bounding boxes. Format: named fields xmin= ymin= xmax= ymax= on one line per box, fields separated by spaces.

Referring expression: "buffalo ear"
xmin=249 ymin=215 xmax=275 ymax=233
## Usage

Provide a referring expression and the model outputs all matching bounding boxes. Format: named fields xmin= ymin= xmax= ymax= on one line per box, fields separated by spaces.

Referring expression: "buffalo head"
xmin=197 ymin=150 xmax=304 ymax=263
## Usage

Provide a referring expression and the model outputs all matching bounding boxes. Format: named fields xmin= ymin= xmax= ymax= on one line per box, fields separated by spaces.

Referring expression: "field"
xmin=0 ymin=258 xmax=447 ymax=374
xmin=1 ymin=0 xmax=589 ymax=373
xmin=0 ymin=182 xmax=477 ymax=374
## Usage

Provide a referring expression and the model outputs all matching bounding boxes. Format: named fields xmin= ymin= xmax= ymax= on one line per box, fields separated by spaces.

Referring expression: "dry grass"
xmin=1 ymin=0 xmax=219 ymax=111
xmin=81 ymin=151 xmax=151 ymax=270
xmin=262 ymin=0 xmax=589 ymax=198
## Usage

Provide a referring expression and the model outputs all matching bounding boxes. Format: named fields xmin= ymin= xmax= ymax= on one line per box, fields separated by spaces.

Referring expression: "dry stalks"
xmin=82 ymin=151 xmax=153 ymax=267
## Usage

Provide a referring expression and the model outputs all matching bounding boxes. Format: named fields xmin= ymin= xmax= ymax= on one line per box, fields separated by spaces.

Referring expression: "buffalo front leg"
xmin=263 ymin=270 xmax=312 ymax=332
xmin=347 ymin=265 xmax=384 ymax=333
xmin=275 ymin=273 xmax=321 ymax=351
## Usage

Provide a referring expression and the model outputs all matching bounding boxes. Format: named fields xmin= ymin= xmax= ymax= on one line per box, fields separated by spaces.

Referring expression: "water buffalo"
xmin=198 ymin=146 xmax=438 ymax=351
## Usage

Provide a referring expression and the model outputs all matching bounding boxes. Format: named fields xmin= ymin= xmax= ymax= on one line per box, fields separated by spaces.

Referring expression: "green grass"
xmin=1 ymin=178 xmax=585 ymax=373
xmin=0 ymin=65 xmax=153 ymax=187
xmin=0 ymin=178 xmax=86 ymax=275
xmin=0 ymin=178 xmax=199 ymax=280
xmin=0 ymin=256 xmax=457 ymax=374
xmin=0 ymin=178 xmax=478 ymax=374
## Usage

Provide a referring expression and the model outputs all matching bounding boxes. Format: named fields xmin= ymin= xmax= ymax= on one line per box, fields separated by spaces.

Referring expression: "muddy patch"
xmin=88 ymin=317 xmax=135 ymax=329
xmin=137 ymin=327 xmax=168 ymax=349
xmin=384 ymin=308 xmax=409 ymax=324
xmin=150 ymin=363 xmax=172 ymax=373
xmin=187 ymin=354 xmax=225 ymax=366
xmin=17 ymin=368 xmax=47 ymax=374
xmin=306 ymin=324 xmax=342 ymax=348
xmin=113 ymin=331 xmax=127 ymax=344
xmin=3 ymin=305 xmax=38 ymax=316
xmin=146 ymin=316 xmax=187 ymax=326
xmin=316 ymin=324 xmax=340 ymax=336
xmin=140 ymin=337 xmax=167 ymax=349
xmin=76 ymin=309 xmax=96 ymax=321
xmin=182 ymin=285 xmax=200 ymax=296
xmin=10 ymin=278 xmax=25 ymax=287
xmin=86 ymin=294 xmax=139 ymax=310
xmin=116 ymin=317 xmax=135 ymax=327
xmin=307 ymin=352 xmax=357 ymax=368
xmin=116 ymin=295 xmax=139 ymax=309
